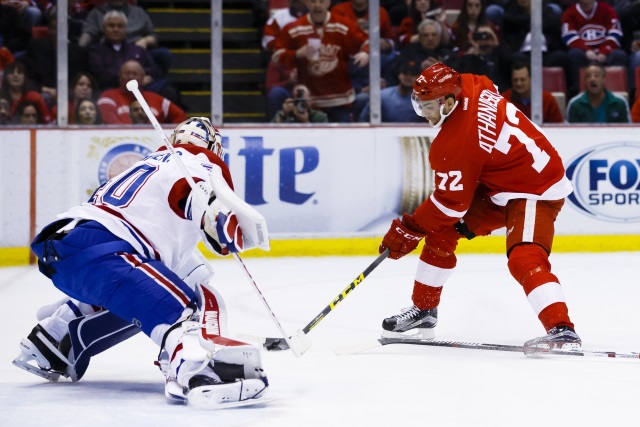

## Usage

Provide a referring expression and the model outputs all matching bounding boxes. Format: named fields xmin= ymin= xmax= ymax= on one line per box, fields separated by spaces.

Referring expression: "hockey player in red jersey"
xmin=379 ymin=63 xmax=581 ymax=350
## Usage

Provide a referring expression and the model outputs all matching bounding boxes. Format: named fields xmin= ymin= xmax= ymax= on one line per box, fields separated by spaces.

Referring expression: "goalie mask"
xmin=171 ymin=117 xmax=225 ymax=159
xmin=411 ymin=63 xmax=462 ymax=128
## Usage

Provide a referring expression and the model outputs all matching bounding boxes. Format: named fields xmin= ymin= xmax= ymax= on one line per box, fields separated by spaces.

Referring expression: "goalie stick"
xmin=333 ymin=336 xmax=640 ymax=360
xmin=240 ymin=249 xmax=390 ymax=351
xmin=126 ymin=80 xmax=307 ymax=358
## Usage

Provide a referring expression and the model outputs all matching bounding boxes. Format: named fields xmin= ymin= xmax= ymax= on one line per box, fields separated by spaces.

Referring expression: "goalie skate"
xmin=12 ymin=325 xmax=72 ymax=382
xmin=187 ymin=376 xmax=273 ymax=409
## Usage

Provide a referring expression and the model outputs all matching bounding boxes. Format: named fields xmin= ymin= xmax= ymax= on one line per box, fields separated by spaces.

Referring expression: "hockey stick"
xmin=126 ymin=79 xmax=307 ymax=358
xmin=240 ymin=248 xmax=390 ymax=351
xmin=334 ymin=336 xmax=640 ymax=360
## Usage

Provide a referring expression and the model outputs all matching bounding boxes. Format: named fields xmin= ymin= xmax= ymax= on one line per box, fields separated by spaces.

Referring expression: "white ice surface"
xmin=1 ymin=252 xmax=639 ymax=427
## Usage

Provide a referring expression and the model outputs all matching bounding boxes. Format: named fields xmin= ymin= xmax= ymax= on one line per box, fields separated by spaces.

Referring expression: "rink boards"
xmin=0 ymin=125 xmax=639 ymax=264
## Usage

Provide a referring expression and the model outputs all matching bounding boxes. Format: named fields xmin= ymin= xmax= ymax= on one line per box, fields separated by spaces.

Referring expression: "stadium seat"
xmin=441 ymin=0 xmax=462 ymax=25
xmin=542 ymin=67 xmax=567 ymax=94
xmin=542 ymin=67 xmax=567 ymax=119
xmin=442 ymin=0 xmax=463 ymax=9
xmin=31 ymin=26 xmax=49 ymax=39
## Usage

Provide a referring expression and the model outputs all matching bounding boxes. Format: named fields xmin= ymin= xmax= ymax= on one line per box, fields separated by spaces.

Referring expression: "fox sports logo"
xmin=565 ymin=142 xmax=640 ymax=223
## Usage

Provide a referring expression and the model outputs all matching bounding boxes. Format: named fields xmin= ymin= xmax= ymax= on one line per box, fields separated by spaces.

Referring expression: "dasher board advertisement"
xmin=1 ymin=126 xmax=639 ymax=247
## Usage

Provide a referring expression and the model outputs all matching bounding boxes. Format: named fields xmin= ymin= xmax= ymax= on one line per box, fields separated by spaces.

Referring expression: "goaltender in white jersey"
xmin=13 ymin=117 xmax=272 ymax=408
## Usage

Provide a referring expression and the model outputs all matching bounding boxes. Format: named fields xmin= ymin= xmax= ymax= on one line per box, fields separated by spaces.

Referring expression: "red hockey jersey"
xmin=262 ymin=8 xmax=299 ymax=51
xmin=561 ymin=1 xmax=622 ymax=53
xmin=97 ymin=88 xmax=187 ymax=125
xmin=412 ymin=74 xmax=573 ymax=234
xmin=330 ymin=2 xmax=394 ymax=45
xmin=272 ymin=12 xmax=369 ymax=108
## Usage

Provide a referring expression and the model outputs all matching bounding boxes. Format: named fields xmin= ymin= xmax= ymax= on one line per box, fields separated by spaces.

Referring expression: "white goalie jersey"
xmin=59 ymin=145 xmax=234 ymax=272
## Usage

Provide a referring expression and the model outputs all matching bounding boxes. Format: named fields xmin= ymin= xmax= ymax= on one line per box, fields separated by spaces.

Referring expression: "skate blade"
xmin=12 ymin=355 xmax=61 ymax=382
xmin=190 ymin=395 xmax=275 ymax=409
xmin=524 ymin=341 xmax=582 ymax=356
xmin=165 ymin=378 xmax=187 ymax=402
xmin=187 ymin=381 xmax=271 ymax=410
xmin=381 ymin=328 xmax=435 ymax=340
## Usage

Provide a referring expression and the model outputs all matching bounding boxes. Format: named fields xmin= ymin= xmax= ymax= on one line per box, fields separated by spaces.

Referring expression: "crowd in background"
xmin=262 ymin=0 xmax=640 ymax=124
xmin=0 ymin=0 xmax=185 ymax=126
xmin=2 ymin=0 xmax=640 ymax=125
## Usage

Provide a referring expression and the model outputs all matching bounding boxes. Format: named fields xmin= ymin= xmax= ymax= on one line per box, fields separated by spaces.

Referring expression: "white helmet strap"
xmin=429 ymin=99 xmax=458 ymax=129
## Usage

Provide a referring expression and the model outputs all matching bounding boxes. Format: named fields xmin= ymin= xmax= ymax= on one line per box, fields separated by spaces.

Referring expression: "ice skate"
xmin=186 ymin=366 xmax=271 ymax=409
xmin=381 ymin=306 xmax=437 ymax=339
xmin=524 ymin=325 xmax=582 ymax=352
xmin=12 ymin=324 xmax=72 ymax=382
xmin=162 ymin=315 xmax=272 ymax=409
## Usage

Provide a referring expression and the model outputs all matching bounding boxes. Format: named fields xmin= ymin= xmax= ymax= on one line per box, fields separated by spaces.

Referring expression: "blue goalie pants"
xmin=31 ymin=219 xmax=196 ymax=336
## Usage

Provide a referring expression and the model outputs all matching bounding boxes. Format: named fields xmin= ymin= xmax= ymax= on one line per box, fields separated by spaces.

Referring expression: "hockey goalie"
xmin=13 ymin=118 xmax=272 ymax=409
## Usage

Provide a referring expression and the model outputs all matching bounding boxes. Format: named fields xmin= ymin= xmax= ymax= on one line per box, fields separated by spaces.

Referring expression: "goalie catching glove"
xmin=379 ymin=213 xmax=426 ymax=260
xmin=202 ymin=197 xmax=244 ymax=256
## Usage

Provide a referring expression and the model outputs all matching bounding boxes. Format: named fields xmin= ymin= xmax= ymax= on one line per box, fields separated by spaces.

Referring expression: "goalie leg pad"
xmin=67 ymin=310 xmax=140 ymax=381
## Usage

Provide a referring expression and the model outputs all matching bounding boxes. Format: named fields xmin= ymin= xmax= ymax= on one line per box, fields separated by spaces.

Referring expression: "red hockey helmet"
xmin=412 ymin=63 xmax=462 ymax=101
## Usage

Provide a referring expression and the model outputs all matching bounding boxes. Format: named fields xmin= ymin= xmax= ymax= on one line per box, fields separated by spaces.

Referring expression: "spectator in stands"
xmin=50 ymin=71 xmax=99 ymax=123
xmin=0 ymin=3 xmax=31 ymax=56
xmin=78 ymin=0 xmax=172 ymax=78
xmin=272 ymin=0 xmax=369 ymax=122
xmin=262 ymin=0 xmax=307 ymax=120
xmin=0 ymin=96 xmax=10 ymax=124
xmin=332 ymin=0 xmax=398 ymax=120
xmin=358 ymin=59 xmax=424 ymax=122
xmin=387 ymin=19 xmax=453 ymax=85
xmin=97 ymin=60 xmax=186 ymax=125
xmin=500 ymin=0 xmax=572 ymax=95
xmin=13 ymin=99 xmax=43 ymax=124
xmin=0 ymin=0 xmax=43 ymax=33
xmin=484 ymin=0 xmax=564 ymax=29
xmin=265 ymin=61 xmax=298 ymax=124
xmin=89 ymin=10 xmax=163 ymax=92
xmin=331 ymin=0 xmax=396 ymax=58
xmin=0 ymin=46 xmax=14 ymax=82
xmin=0 ymin=61 xmax=51 ymax=123
xmin=21 ymin=14 xmax=89 ymax=109
xmin=448 ymin=23 xmax=508 ymax=88
xmin=566 ymin=63 xmax=630 ymax=123
xmin=129 ymin=99 xmax=149 ymax=124
xmin=381 ymin=0 xmax=409 ymax=26
xmin=271 ymin=84 xmax=329 ymax=123
xmin=451 ymin=0 xmax=498 ymax=55
xmin=397 ymin=0 xmax=451 ymax=49
xmin=501 ymin=61 xmax=563 ymax=123
xmin=619 ymin=1 xmax=640 ymax=99
xmin=562 ymin=0 xmax=627 ymax=96
xmin=74 ymin=98 xmax=102 ymax=125
xmin=262 ymin=0 xmax=307 ymax=52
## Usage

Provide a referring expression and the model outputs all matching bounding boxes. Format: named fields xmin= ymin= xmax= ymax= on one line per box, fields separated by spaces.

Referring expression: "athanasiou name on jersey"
xmin=477 ymin=89 xmax=502 ymax=153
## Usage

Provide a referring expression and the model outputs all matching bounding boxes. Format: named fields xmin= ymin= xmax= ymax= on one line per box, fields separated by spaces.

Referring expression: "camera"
xmin=293 ymin=88 xmax=308 ymax=113
xmin=473 ymin=31 xmax=492 ymax=41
